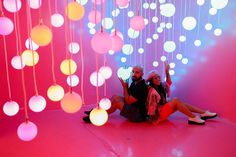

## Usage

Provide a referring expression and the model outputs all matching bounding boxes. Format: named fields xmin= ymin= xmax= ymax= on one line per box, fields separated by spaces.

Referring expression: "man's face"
xmin=131 ymin=67 xmax=143 ymax=81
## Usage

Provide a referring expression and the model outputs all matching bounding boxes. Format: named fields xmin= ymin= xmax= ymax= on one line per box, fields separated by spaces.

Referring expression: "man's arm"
xmin=119 ymin=78 xmax=138 ymax=105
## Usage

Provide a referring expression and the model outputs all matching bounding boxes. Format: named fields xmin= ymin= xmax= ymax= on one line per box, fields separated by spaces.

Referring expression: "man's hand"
xmin=119 ymin=77 xmax=128 ymax=88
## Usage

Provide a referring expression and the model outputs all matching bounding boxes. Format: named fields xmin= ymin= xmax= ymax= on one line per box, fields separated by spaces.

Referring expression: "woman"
xmin=146 ymin=66 xmax=217 ymax=125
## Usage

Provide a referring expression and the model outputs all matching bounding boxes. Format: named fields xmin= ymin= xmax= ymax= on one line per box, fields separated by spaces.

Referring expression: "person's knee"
xmin=172 ymin=97 xmax=181 ymax=104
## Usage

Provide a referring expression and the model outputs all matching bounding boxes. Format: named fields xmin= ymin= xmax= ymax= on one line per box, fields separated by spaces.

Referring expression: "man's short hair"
xmin=133 ymin=65 xmax=144 ymax=74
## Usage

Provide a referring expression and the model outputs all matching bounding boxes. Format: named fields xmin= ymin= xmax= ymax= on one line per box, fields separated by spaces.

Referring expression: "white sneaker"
xmin=188 ymin=116 xmax=205 ymax=125
xmin=200 ymin=111 xmax=217 ymax=120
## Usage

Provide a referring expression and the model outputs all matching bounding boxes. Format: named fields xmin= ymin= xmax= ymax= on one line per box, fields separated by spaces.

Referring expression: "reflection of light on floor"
xmin=172 ymin=148 xmax=183 ymax=157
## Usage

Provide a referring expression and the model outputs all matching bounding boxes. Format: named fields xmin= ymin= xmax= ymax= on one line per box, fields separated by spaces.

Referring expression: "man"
xmin=83 ymin=65 xmax=149 ymax=123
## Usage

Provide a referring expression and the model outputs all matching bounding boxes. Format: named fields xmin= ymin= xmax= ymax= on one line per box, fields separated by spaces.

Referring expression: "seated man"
xmin=83 ymin=65 xmax=149 ymax=123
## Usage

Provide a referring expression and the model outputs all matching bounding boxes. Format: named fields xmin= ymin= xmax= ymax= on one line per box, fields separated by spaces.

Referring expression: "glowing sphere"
xmin=90 ymin=72 xmax=105 ymax=87
xmin=25 ymin=38 xmax=39 ymax=50
xmin=17 ymin=121 xmax=37 ymax=141
xmin=205 ymin=23 xmax=213 ymax=31
xmin=152 ymin=16 xmax=159 ymax=23
xmin=88 ymin=10 xmax=102 ymax=24
xmin=102 ymin=18 xmax=113 ymax=30
xmin=117 ymin=67 xmax=131 ymax=81
xmin=179 ymin=35 xmax=186 ymax=42
xmin=110 ymin=29 xmax=124 ymax=40
xmin=157 ymin=27 xmax=163 ymax=33
xmin=60 ymin=59 xmax=77 ymax=75
xmin=211 ymin=0 xmax=228 ymax=9
xmin=112 ymin=9 xmax=120 ymax=17
xmin=21 ymin=50 xmax=39 ymax=66
xmin=160 ymin=3 xmax=176 ymax=17
xmin=99 ymin=98 xmax=111 ymax=110
xmin=91 ymin=32 xmax=112 ymax=54
xmin=194 ymin=40 xmax=201 ymax=47
xmin=3 ymin=101 xmax=19 ymax=116
xmin=68 ymin=42 xmax=80 ymax=54
xmin=76 ymin=0 xmax=88 ymax=5
xmin=29 ymin=95 xmax=46 ymax=112
xmin=51 ymin=13 xmax=64 ymax=27
xmin=153 ymin=61 xmax=159 ymax=67
xmin=28 ymin=0 xmax=41 ymax=9
xmin=146 ymin=38 xmax=152 ymax=44
xmin=169 ymin=70 xmax=175 ymax=75
xmin=159 ymin=0 xmax=166 ymax=4
xmin=66 ymin=2 xmax=85 ymax=21
xmin=214 ymin=28 xmax=222 ymax=36
xmin=164 ymin=41 xmax=176 ymax=53
xmin=138 ymin=48 xmax=144 ymax=54
xmin=110 ymin=34 xmax=123 ymax=52
xmin=197 ymin=0 xmax=205 ymax=6
xmin=11 ymin=55 xmax=25 ymax=70
xmin=122 ymin=44 xmax=133 ymax=55
xmin=116 ymin=0 xmax=128 ymax=7
xmin=0 ymin=16 xmax=14 ymax=35
xmin=31 ymin=24 xmax=52 ymax=46
xmin=128 ymin=28 xmax=140 ymax=39
xmin=160 ymin=56 xmax=167 ymax=62
xmin=60 ymin=92 xmax=82 ymax=114
xmin=176 ymin=53 xmax=183 ymax=60
xmin=128 ymin=11 xmax=134 ymax=17
xmin=3 ymin=0 xmax=22 ymax=12
xmin=130 ymin=16 xmax=145 ymax=31
xmin=166 ymin=23 xmax=172 ymax=29
xmin=47 ymin=84 xmax=65 ymax=102
xmin=121 ymin=57 xmax=127 ymax=63
xmin=182 ymin=17 xmax=197 ymax=30
xmin=67 ymin=75 xmax=79 ymax=87
xmin=182 ymin=58 xmax=188 ymax=64
xmin=209 ymin=8 xmax=217 ymax=15
xmin=99 ymin=66 xmax=112 ymax=79
xmin=89 ymin=108 xmax=108 ymax=126
xmin=143 ymin=2 xmax=149 ymax=9
xmin=92 ymin=0 xmax=105 ymax=5
xmin=152 ymin=34 xmax=159 ymax=40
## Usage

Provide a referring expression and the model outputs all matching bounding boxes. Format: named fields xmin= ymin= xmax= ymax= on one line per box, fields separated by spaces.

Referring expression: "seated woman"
xmin=146 ymin=63 xmax=217 ymax=125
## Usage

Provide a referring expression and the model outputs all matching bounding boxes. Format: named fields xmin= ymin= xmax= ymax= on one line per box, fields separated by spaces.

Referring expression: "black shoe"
xmin=83 ymin=116 xmax=91 ymax=123
xmin=201 ymin=114 xmax=217 ymax=120
xmin=84 ymin=109 xmax=93 ymax=115
xmin=188 ymin=120 xmax=205 ymax=125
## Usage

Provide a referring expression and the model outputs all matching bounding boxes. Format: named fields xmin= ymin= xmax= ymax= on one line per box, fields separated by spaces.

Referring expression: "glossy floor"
xmin=0 ymin=106 xmax=235 ymax=157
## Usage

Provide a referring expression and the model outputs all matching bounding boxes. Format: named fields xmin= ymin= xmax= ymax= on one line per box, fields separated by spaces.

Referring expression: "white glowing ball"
xmin=182 ymin=17 xmax=197 ymax=30
xmin=3 ymin=101 xmax=19 ymax=116
xmin=102 ymin=18 xmax=113 ymax=30
xmin=112 ymin=9 xmax=120 ymax=17
xmin=128 ymin=27 xmax=140 ymax=39
xmin=128 ymin=11 xmax=134 ymax=17
xmin=88 ymin=22 xmax=95 ymax=29
xmin=25 ymin=38 xmax=39 ymax=50
xmin=90 ymin=72 xmax=105 ymax=87
xmin=121 ymin=57 xmax=127 ymax=63
xmin=160 ymin=22 xmax=166 ymax=28
xmin=150 ymin=2 xmax=157 ymax=10
xmin=28 ymin=0 xmax=41 ymax=9
xmin=169 ymin=62 xmax=175 ymax=68
xmin=11 ymin=55 xmax=25 ymax=70
xmin=157 ymin=27 xmax=163 ymax=33
xmin=169 ymin=69 xmax=175 ymax=75
xmin=88 ymin=10 xmax=102 ymax=24
xmin=209 ymin=8 xmax=217 ymax=15
xmin=0 ymin=16 xmax=14 ymax=35
xmin=205 ymin=23 xmax=213 ymax=31
xmin=122 ymin=44 xmax=133 ymax=55
xmin=176 ymin=53 xmax=183 ymax=60
xmin=197 ymin=0 xmax=205 ymax=6
xmin=182 ymin=58 xmax=188 ymax=64
xmin=211 ymin=0 xmax=228 ymax=9
xmin=159 ymin=0 xmax=166 ymax=4
xmin=146 ymin=38 xmax=152 ymax=44
xmin=108 ymin=50 xmax=115 ymax=55
xmin=130 ymin=16 xmax=145 ymax=31
xmin=153 ymin=61 xmax=159 ymax=67
xmin=91 ymin=32 xmax=112 ymax=54
xmin=153 ymin=34 xmax=159 ymax=40
xmin=51 ymin=13 xmax=64 ymax=27
xmin=76 ymin=0 xmax=88 ymax=5
xmin=164 ymin=41 xmax=176 ymax=53
xmin=29 ymin=95 xmax=46 ymax=112
xmin=144 ymin=18 xmax=149 ymax=25
xmin=214 ymin=28 xmax=222 ymax=36
xmin=47 ymin=84 xmax=65 ymax=102
xmin=60 ymin=92 xmax=82 ymax=114
xmin=68 ymin=42 xmax=80 ymax=54
xmin=90 ymin=108 xmax=108 ymax=126
xmin=152 ymin=16 xmax=159 ymax=23
xmin=143 ymin=2 xmax=149 ymax=9
xmin=99 ymin=98 xmax=111 ymax=110
xmin=179 ymin=35 xmax=186 ymax=42
xmin=117 ymin=67 xmax=131 ymax=81
xmin=17 ymin=121 xmax=38 ymax=141
xmin=166 ymin=23 xmax=172 ymax=29
xmin=99 ymin=66 xmax=112 ymax=79
xmin=89 ymin=28 xmax=96 ymax=35
xmin=160 ymin=3 xmax=176 ymax=17
xmin=194 ymin=40 xmax=201 ymax=47
xmin=138 ymin=48 xmax=144 ymax=54
xmin=110 ymin=34 xmax=124 ymax=52
xmin=3 ymin=0 xmax=22 ymax=12
xmin=160 ymin=56 xmax=167 ymax=62
xmin=67 ymin=75 xmax=79 ymax=87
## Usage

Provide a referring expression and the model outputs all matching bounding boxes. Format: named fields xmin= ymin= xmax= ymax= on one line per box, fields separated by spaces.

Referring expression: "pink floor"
xmin=0 ymin=105 xmax=236 ymax=157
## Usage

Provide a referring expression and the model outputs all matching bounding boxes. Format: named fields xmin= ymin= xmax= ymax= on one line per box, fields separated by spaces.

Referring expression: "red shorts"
xmin=159 ymin=103 xmax=176 ymax=121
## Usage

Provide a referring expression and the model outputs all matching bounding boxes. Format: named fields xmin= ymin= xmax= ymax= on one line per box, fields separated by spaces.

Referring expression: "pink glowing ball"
xmin=3 ymin=100 xmax=19 ymax=116
xmin=130 ymin=16 xmax=145 ymax=31
xmin=88 ymin=10 xmax=102 ymax=24
xmin=116 ymin=0 xmax=129 ymax=7
xmin=11 ymin=55 xmax=25 ymax=70
xmin=92 ymin=0 xmax=105 ymax=5
xmin=0 ymin=16 xmax=14 ymax=35
xmin=99 ymin=98 xmax=111 ymax=110
xmin=17 ymin=121 xmax=38 ymax=141
xmin=29 ymin=95 xmax=46 ymax=112
xmin=60 ymin=91 xmax=82 ymax=114
xmin=110 ymin=34 xmax=124 ymax=52
xmin=91 ymin=32 xmax=112 ymax=54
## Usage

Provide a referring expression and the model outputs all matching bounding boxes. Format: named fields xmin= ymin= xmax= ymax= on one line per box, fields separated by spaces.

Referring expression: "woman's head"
xmin=146 ymin=71 xmax=161 ymax=86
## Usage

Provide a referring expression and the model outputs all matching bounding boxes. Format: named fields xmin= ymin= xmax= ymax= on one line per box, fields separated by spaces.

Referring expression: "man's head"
xmin=131 ymin=65 xmax=144 ymax=82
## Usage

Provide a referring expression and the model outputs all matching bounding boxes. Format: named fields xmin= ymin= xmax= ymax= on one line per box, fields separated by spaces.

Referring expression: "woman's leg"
xmin=107 ymin=95 xmax=124 ymax=114
xmin=183 ymin=103 xmax=205 ymax=114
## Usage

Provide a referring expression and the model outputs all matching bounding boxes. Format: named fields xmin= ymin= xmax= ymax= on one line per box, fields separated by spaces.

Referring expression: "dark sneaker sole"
xmin=188 ymin=120 xmax=205 ymax=125
xmin=201 ymin=114 xmax=217 ymax=120
xmin=83 ymin=116 xmax=91 ymax=123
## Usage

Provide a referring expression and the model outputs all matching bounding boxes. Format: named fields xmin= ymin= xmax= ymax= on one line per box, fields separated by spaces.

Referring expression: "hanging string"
xmin=48 ymin=0 xmax=57 ymax=84
xmin=0 ymin=0 xmax=3 ymax=15
xmin=95 ymin=53 xmax=99 ymax=107
xmin=114 ymin=0 xmax=117 ymax=35
xmin=26 ymin=0 xmax=39 ymax=96
xmin=103 ymin=54 xmax=107 ymax=97
xmin=55 ymin=0 xmax=58 ymax=13
xmin=13 ymin=0 xmax=19 ymax=56
xmin=38 ymin=0 xmax=42 ymax=23
xmin=79 ymin=20 xmax=85 ymax=104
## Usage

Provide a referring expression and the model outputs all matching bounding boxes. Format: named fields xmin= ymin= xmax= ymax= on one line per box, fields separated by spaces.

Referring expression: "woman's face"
xmin=152 ymin=74 xmax=161 ymax=86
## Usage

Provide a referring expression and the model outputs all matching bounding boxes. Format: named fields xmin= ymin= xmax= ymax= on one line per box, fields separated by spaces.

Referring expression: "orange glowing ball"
xmin=47 ymin=84 xmax=65 ymax=102
xmin=65 ymin=2 xmax=85 ymax=21
xmin=21 ymin=50 xmax=39 ymax=66
xmin=60 ymin=91 xmax=82 ymax=114
xmin=89 ymin=108 xmax=108 ymax=126
xmin=31 ymin=24 xmax=52 ymax=46
xmin=60 ymin=59 xmax=77 ymax=75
